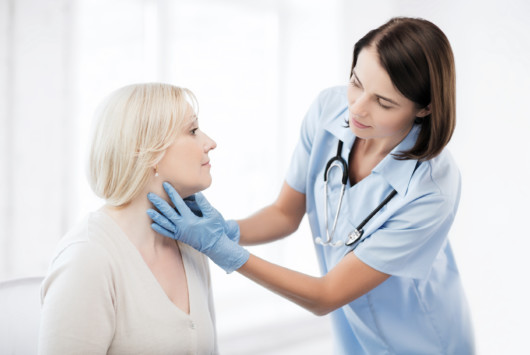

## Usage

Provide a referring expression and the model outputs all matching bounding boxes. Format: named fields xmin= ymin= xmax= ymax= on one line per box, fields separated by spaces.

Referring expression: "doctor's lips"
xmin=352 ymin=118 xmax=370 ymax=129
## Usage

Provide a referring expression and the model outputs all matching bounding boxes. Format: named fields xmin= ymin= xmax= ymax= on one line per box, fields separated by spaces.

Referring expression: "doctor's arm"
xmin=238 ymin=251 xmax=390 ymax=316
xmin=237 ymin=182 xmax=306 ymax=245
xmin=147 ymin=183 xmax=389 ymax=315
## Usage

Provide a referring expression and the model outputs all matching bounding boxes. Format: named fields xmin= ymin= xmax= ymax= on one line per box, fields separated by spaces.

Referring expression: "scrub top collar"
xmin=323 ymin=106 xmax=355 ymax=149
xmin=373 ymin=124 xmax=420 ymax=196
xmin=323 ymin=109 xmax=420 ymax=196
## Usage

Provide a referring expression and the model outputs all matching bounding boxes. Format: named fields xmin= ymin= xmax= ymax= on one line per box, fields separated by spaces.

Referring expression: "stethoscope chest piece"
xmin=346 ymin=229 xmax=363 ymax=246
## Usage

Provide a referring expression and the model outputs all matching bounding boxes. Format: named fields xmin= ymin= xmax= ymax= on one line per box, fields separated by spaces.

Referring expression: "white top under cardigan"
xmin=39 ymin=209 xmax=218 ymax=354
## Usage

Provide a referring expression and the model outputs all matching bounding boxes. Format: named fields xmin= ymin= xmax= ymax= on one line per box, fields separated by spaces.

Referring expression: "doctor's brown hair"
xmin=350 ymin=17 xmax=456 ymax=161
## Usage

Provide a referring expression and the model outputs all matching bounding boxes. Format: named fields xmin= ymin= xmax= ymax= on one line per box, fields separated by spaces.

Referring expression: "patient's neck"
xmin=102 ymin=187 xmax=190 ymax=313
xmin=102 ymin=192 xmax=174 ymax=253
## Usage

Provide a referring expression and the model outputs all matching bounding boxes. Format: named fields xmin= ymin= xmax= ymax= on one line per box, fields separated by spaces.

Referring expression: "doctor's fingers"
xmin=147 ymin=192 xmax=182 ymax=221
xmin=150 ymin=222 xmax=177 ymax=240
xmin=184 ymin=196 xmax=203 ymax=217
xmin=162 ymin=182 xmax=193 ymax=218
xmin=147 ymin=209 xmax=177 ymax=233
xmin=193 ymin=192 xmax=218 ymax=217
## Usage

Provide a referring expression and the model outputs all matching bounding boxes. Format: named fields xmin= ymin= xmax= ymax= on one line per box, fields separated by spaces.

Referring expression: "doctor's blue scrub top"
xmin=286 ymin=86 xmax=474 ymax=354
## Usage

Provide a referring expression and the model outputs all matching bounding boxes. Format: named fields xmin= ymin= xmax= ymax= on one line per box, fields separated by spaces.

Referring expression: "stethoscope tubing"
xmin=323 ymin=165 xmax=346 ymax=244
xmin=318 ymin=139 xmax=416 ymax=247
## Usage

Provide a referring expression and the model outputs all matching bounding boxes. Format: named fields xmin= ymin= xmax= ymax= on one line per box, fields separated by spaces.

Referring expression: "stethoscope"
xmin=314 ymin=140 xmax=404 ymax=247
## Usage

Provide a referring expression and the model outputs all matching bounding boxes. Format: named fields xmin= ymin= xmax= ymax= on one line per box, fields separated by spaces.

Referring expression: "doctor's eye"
xmin=377 ymin=100 xmax=392 ymax=110
xmin=350 ymin=78 xmax=361 ymax=88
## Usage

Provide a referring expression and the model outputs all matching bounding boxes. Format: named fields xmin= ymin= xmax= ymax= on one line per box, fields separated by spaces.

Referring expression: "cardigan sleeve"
xmin=39 ymin=240 xmax=116 ymax=354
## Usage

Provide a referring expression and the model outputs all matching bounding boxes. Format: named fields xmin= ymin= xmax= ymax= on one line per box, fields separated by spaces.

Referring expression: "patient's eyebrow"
xmin=186 ymin=116 xmax=198 ymax=127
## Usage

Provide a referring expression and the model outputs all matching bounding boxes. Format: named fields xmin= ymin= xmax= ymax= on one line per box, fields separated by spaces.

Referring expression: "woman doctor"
xmin=148 ymin=17 xmax=474 ymax=354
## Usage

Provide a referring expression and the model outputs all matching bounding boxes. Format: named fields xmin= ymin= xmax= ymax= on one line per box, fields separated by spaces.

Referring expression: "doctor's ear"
xmin=416 ymin=104 xmax=431 ymax=118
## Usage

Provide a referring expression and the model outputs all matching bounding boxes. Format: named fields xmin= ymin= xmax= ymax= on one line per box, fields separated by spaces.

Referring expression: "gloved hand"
xmin=183 ymin=195 xmax=203 ymax=217
xmin=183 ymin=194 xmax=240 ymax=243
xmin=224 ymin=220 xmax=241 ymax=243
xmin=147 ymin=182 xmax=248 ymax=273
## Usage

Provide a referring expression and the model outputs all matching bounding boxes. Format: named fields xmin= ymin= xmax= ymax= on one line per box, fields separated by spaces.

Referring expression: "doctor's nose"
xmin=349 ymin=94 xmax=369 ymax=117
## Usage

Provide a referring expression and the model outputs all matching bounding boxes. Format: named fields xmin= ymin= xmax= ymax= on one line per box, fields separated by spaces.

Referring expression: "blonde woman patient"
xmin=39 ymin=83 xmax=219 ymax=354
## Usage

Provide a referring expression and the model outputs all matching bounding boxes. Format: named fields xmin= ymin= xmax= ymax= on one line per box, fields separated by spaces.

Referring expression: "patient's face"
xmin=157 ymin=109 xmax=217 ymax=198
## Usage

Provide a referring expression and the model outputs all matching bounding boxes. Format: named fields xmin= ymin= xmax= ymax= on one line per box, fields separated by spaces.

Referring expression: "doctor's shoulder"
xmin=413 ymin=148 xmax=461 ymax=206
xmin=315 ymin=85 xmax=348 ymax=113
xmin=298 ymin=86 xmax=347 ymax=142
xmin=304 ymin=86 xmax=348 ymax=128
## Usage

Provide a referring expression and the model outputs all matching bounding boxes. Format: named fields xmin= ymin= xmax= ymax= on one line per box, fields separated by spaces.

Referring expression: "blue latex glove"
xmin=183 ymin=195 xmax=240 ymax=243
xmin=224 ymin=220 xmax=241 ymax=243
xmin=147 ymin=182 xmax=248 ymax=273
xmin=183 ymin=195 xmax=203 ymax=217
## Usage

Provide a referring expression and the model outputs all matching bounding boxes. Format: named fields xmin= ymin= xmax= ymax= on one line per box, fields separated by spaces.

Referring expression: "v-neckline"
xmin=96 ymin=209 xmax=193 ymax=318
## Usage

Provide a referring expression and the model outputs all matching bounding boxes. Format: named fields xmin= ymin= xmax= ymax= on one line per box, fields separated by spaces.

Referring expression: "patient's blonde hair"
xmin=88 ymin=83 xmax=197 ymax=206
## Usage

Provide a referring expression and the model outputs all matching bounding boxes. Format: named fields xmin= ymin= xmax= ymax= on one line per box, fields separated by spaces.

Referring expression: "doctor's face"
xmin=347 ymin=46 xmax=429 ymax=145
xmin=157 ymin=108 xmax=217 ymax=198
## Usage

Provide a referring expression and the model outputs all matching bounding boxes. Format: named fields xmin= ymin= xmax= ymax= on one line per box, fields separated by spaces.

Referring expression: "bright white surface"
xmin=1 ymin=1 xmax=529 ymax=353
xmin=0 ymin=276 xmax=44 ymax=354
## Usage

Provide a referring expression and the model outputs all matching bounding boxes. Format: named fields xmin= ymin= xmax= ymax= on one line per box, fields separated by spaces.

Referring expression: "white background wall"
xmin=1 ymin=0 xmax=529 ymax=354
